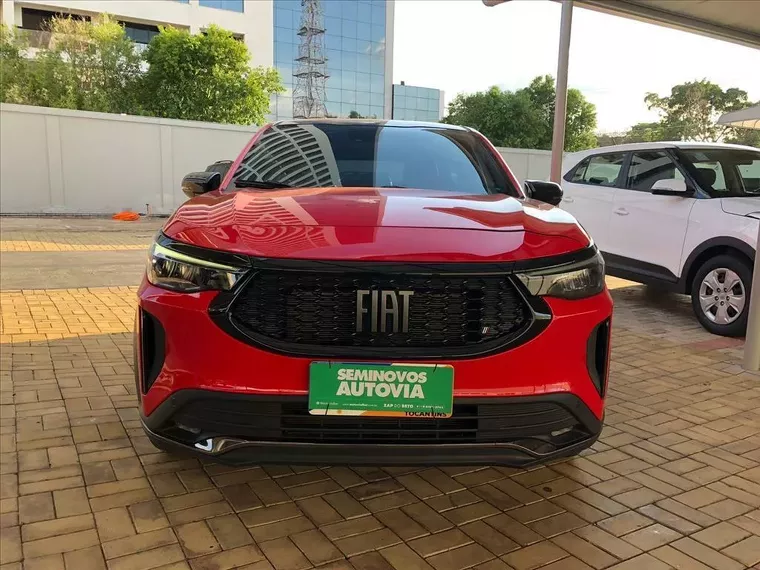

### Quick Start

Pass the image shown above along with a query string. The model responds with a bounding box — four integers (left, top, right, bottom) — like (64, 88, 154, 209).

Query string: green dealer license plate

(309, 362, 454, 417)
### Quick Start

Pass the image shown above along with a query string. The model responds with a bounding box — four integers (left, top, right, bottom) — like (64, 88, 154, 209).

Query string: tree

(1, 16, 142, 113)
(726, 129, 760, 147)
(596, 122, 667, 147)
(443, 75, 597, 151)
(41, 15, 142, 113)
(141, 25, 283, 125)
(0, 25, 29, 104)
(645, 80, 754, 142)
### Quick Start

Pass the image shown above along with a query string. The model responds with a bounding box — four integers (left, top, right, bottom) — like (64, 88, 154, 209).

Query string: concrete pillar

(384, 0, 396, 120)
(44, 115, 65, 211)
(2, 0, 17, 27)
(550, 0, 573, 183)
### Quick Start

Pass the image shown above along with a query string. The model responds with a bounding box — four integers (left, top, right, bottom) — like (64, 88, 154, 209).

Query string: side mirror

(182, 171, 221, 199)
(651, 179, 692, 196)
(524, 180, 563, 206)
(205, 160, 233, 180)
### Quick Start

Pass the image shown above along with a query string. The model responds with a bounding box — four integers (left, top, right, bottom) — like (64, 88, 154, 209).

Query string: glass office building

(392, 83, 444, 122)
(272, 0, 390, 121)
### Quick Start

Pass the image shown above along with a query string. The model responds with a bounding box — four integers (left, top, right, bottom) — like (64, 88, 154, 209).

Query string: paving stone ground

(1, 217, 759, 570)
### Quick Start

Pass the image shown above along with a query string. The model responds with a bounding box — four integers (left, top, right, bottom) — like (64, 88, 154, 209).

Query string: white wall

(5, 0, 274, 67)
(0, 104, 257, 215)
(0, 104, 559, 215)
(496, 147, 556, 184)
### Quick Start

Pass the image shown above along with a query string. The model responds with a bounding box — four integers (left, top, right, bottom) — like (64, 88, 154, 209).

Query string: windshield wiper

(235, 180, 294, 189)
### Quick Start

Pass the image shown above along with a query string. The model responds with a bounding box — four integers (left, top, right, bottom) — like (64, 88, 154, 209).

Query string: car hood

(721, 197, 760, 218)
(163, 187, 590, 262)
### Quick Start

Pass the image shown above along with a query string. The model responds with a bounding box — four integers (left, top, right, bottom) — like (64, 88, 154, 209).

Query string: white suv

(561, 142, 759, 337)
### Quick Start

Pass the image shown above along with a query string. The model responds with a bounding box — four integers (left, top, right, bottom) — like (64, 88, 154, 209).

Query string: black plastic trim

(601, 251, 679, 287)
(679, 237, 756, 293)
(156, 232, 251, 269)
(206, 248, 600, 360)
(139, 309, 166, 394)
(210, 273, 551, 360)
(241, 245, 600, 276)
(586, 318, 610, 397)
(602, 240, 756, 295)
(141, 390, 603, 467)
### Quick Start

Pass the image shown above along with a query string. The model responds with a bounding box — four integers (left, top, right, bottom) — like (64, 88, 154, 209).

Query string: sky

(392, 0, 760, 133)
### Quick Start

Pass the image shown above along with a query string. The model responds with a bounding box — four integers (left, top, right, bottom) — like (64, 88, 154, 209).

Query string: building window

(199, 0, 244, 13)
(392, 84, 442, 122)
(271, 0, 388, 121)
(201, 29, 244, 42)
(20, 7, 89, 31)
(120, 21, 160, 45)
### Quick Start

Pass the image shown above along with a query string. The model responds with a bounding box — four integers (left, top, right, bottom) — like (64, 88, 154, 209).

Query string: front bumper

(141, 390, 602, 467)
(136, 270, 612, 467)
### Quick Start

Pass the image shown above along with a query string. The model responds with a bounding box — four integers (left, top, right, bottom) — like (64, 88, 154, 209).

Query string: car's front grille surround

(210, 259, 551, 359)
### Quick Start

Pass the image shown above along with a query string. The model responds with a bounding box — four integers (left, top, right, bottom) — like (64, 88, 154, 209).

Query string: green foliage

(596, 122, 666, 146)
(1, 20, 283, 125)
(443, 75, 597, 151)
(0, 25, 28, 103)
(645, 80, 754, 143)
(48, 15, 143, 113)
(1, 17, 141, 112)
(597, 81, 759, 148)
(725, 128, 760, 147)
(141, 25, 283, 125)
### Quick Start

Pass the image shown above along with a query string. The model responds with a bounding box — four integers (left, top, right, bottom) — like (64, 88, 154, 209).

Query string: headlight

(517, 251, 605, 300)
(147, 240, 246, 292)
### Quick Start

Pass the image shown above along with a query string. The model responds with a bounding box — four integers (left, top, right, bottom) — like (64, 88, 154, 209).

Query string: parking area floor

(1, 217, 759, 570)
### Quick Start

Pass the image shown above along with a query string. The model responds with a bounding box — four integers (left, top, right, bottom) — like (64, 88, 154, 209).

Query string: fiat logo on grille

(356, 290, 413, 333)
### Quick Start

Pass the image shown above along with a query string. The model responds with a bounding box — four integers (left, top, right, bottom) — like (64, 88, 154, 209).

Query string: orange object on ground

(112, 211, 140, 221)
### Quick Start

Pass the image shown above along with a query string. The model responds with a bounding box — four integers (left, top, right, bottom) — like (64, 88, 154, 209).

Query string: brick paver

(1, 223, 760, 569)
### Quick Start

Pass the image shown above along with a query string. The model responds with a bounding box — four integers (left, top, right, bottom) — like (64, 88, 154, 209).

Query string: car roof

(272, 118, 469, 131)
(565, 140, 759, 162)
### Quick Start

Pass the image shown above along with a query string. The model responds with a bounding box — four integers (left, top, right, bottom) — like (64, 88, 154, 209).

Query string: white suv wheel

(698, 268, 746, 325)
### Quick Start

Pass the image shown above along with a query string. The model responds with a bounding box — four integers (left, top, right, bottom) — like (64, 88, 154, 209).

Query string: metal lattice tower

(292, 0, 329, 119)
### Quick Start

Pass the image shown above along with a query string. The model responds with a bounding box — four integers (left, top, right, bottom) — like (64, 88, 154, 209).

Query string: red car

(136, 120, 612, 466)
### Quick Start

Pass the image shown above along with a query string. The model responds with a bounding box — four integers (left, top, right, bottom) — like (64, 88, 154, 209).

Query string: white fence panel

(0, 104, 561, 215)
(0, 104, 257, 215)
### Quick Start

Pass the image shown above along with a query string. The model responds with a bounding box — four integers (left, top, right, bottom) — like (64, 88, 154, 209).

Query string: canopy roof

(718, 104, 760, 130)
(575, 0, 760, 49)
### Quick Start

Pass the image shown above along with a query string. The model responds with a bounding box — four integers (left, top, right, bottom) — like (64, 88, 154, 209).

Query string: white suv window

(626, 151, 685, 191)
(692, 161, 727, 192)
(679, 148, 760, 197)
(738, 158, 760, 193)
(571, 153, 626, 187)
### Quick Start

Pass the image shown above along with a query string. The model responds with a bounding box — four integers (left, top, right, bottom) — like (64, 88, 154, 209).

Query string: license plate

(309, 362, 454, 417)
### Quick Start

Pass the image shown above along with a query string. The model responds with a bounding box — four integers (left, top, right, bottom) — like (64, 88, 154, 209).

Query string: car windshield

(678, 148, 760, 198)
(226, 122, 517, 196)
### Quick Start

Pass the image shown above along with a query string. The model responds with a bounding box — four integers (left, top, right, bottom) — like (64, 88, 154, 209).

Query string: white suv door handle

(563, 196, 575, 203)
(613, 207, 629, 216)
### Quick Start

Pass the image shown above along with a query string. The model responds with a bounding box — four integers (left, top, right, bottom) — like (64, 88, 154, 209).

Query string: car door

(604, 149, 696, 281)
(561, 152, 626, 250)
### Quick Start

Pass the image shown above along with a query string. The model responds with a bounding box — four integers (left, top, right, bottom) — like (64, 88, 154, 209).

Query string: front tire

(690, 254, 752, 337)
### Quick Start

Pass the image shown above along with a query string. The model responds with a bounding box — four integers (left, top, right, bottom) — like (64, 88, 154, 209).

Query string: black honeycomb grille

(227, 270, 531, 352)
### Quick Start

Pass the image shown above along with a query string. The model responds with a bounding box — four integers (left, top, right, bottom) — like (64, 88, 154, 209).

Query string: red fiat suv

(136, 120, 612, 466)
